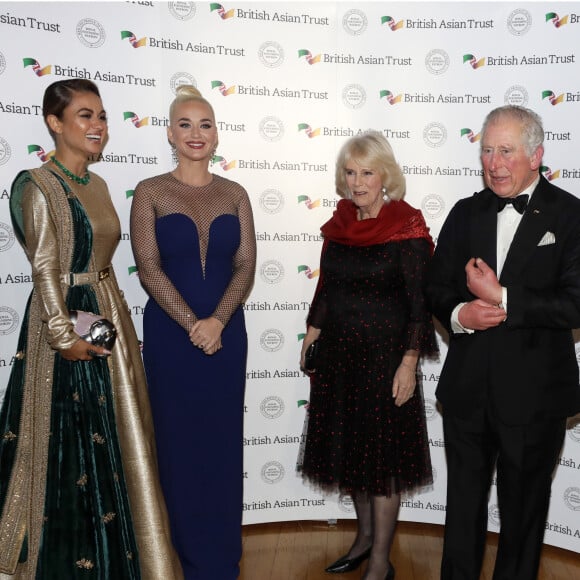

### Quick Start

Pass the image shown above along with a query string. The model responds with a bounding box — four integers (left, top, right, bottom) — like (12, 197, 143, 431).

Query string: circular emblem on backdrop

(0, 51, 6, 75)
(342, 9, 367, 35)
(423, 397, 439, 421)
(421, 194, 446, 220)
(259, 189, 284, 214)
(338, 493, 354, 513)
(258, 41, 285, 68)
(170, 72, 196, 94)
(563, 487, 580, 511)
(507, 9, 532, 36)
(488, 504, 501, 527)
(0, 137, 12, 166)
(261, 461, 285, 484)
(567, 420, 580, 443)
(259, 116, 284, 142)
(260, 396, 285, 419)
(0, 306, 19, 336)
(259, 260, 285, 284)
(342, 84, 366, 109)
(504, 85, 529, 106)
(423, 122, 447, 148)
(76, 18, 106, 48)
(168, 1, 196, 20)
(260, 328, 284, 352)
(425, 49, 450, 75)
(0, 223, 16, 252)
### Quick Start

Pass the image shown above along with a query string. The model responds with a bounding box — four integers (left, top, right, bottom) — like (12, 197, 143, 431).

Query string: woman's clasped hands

(189, 317, 224, 355)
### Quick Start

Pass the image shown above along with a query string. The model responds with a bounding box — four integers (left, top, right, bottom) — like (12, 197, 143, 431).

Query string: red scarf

(321, 198, 434, 253)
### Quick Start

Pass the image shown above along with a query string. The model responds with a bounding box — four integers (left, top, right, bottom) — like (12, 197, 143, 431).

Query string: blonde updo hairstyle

(335, 130, 406, 201)
(169, 84, 216, 122)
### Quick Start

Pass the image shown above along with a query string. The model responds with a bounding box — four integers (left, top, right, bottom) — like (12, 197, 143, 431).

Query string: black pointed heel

(325, 546, 372, 573)
(386, 561, 395, 580)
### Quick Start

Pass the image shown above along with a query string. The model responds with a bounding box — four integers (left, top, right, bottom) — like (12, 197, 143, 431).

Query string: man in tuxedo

(427, 105, 580, 579)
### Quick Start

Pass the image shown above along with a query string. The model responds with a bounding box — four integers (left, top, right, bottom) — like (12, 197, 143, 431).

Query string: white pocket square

(538, 231, 556, 246)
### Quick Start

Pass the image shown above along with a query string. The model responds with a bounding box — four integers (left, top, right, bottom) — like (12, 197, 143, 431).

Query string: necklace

(50, 156, 90, 185)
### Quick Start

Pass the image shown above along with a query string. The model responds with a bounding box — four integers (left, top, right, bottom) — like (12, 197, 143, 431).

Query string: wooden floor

(240, 520, 580, 579)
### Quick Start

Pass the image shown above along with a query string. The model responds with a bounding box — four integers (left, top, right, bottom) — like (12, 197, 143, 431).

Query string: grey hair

(335, 130, 405, 201)
(481, 105, 544, 156)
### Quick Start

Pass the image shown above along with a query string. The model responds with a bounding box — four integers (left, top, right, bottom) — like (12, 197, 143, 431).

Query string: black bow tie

(496, 194, 529, 214)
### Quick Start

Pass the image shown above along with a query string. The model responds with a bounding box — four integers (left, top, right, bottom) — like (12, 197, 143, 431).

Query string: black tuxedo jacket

(427, 176, 580, 425)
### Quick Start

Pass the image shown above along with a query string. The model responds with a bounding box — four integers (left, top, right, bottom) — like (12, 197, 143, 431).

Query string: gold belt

(61, 266, 111, 286)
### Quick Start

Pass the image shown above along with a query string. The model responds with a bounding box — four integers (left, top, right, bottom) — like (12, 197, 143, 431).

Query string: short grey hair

(481, 105, 544, 156)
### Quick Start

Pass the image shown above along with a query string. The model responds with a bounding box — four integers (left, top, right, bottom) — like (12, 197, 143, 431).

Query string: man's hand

(466, 257, 503, 305)
(458, 299, 506, 331)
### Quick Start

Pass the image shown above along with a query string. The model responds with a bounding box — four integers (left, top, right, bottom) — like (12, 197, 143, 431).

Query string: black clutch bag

(304, 339, 320, 373)
(70, 310, 117, 356)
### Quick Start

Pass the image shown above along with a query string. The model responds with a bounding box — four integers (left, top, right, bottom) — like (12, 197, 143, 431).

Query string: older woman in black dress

(299, 131, 437, 580)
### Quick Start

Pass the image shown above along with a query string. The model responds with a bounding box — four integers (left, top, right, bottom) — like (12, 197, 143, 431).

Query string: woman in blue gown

(130, 85, 256, 580)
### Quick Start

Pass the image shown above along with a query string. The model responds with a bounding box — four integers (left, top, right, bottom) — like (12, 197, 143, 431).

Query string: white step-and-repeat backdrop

(1, 0, 579, 553)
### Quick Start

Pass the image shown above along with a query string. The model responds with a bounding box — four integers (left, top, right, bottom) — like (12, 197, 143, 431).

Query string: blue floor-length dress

(130, 173, 256, 580)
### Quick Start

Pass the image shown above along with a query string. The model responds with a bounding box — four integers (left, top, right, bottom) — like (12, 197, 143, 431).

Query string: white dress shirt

(451, 176, 540, 334)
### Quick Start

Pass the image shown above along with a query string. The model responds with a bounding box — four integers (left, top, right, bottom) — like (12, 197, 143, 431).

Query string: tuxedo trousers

(440, 403, 566, 580)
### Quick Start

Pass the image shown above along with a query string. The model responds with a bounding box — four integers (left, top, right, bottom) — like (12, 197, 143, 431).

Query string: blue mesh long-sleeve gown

(130, 173, 256, 580)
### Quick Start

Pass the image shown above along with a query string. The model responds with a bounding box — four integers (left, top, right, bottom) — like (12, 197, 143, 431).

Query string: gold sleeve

(20, 181, 78, 350)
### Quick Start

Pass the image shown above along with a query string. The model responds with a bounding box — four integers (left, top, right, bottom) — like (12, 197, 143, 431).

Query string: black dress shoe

(325, 547, 372, 573)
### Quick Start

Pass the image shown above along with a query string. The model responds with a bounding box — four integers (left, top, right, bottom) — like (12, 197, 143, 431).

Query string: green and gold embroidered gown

(0, 166, 182, 579)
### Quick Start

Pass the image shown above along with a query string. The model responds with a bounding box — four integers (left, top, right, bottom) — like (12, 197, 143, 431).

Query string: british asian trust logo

(379, 90, 402, 105)
(297, 195, 320, 209)
(381, 15, 404, 31)
(28, 144, 54, 162)
(540, 165, 560, 181)
(211, 80, 235, 96)
(463, 53, 485, 69)
(298, 124, 320, 138)
(542, 90, 565, 105)
(23, 58, 51, 76)
(123, 112, 149, 128)
(460, 128, 481, 143)
(210, 3, 235, 20)
(298, 49, 321, 65)
(121, 30, 146, 48)
(545, 12, 569, 28)
(212, 156, 236, 171)
(297, 265, 319, 279)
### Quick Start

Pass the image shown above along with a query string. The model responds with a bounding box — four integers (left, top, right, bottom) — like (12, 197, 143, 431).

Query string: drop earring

(382, 186, 388, 200)
(169, 141, 178, 165)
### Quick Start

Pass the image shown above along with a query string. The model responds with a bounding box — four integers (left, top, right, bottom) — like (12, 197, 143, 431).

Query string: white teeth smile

(87, 134, 101, 141)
